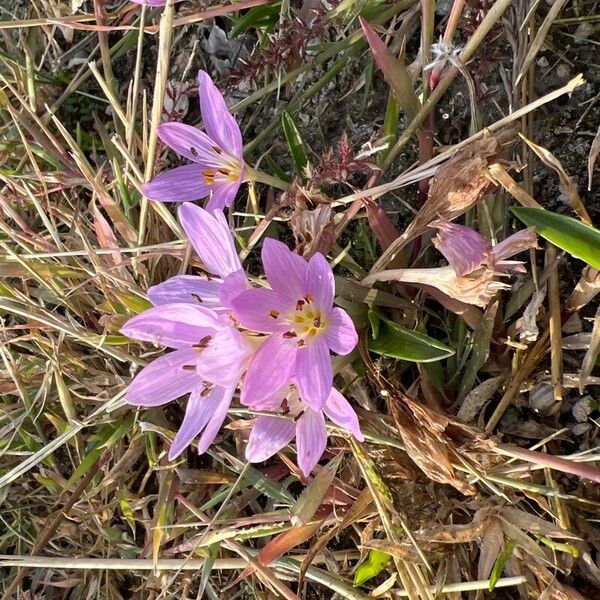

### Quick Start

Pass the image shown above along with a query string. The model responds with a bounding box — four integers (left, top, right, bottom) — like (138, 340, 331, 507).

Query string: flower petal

(241, 334, 296, 406)
(168, 388, 222, 460)
(323, 389, 363, 441)
(157, 122, 224, 165)
(231, 289, 291, 333)
(143, 164, 210, 202)
(205, 179, 243, 211)
(218, 270, 249, 309)
(196, 326, 250, 387)
(178, 203, 242, 277)
(296, 408, 327, 477)
(491, 228, 537, 261)
(121, 303, 220, 348)
(245, 415, 296, 463)
(198, 70, 243, 157)
(196, 387, 235, 454)
(296, 338, 332, 410)
(125, 348, 203, 406)
(262, 238, 308, 301)
(431, 219, 490, 276)
(305, 252, 334, 310)
(148, 275, 224, 310)
(325, 307, 358, 355)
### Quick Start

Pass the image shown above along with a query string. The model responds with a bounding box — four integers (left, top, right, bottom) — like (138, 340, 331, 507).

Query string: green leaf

(368, 310, 455, 362)
(229, 2, 281, 37)
(489, 539, 515, 591)
(354, 548, 392, 586)
(512, 207, 600, 269)
(281, 110, 310, 178)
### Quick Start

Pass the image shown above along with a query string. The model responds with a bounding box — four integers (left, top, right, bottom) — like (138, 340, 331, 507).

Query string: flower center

(281, 295, 327, 345)
(201, 146, 242, 186)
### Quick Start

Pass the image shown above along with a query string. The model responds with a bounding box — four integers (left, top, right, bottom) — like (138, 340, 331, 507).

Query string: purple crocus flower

(121, 303, 251, 459)
(364, 220, 537, 308)
(231, 240, 358, 410)
(245, 382, 364, 477)
(148, 203, 248, 312)
(143, 71, 245, 211)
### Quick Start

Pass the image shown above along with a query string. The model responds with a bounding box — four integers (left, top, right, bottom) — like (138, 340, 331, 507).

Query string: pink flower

(143, 71, 245, 210)
(245, 383, 364, 477)
(148, 203, 248, 312)
(364, 220, 537, 308)
(121, 303, 251, 459)
(231, 240, 358, 410)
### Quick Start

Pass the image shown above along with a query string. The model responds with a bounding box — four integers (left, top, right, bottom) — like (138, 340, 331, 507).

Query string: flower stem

(245, 167, 290, 191)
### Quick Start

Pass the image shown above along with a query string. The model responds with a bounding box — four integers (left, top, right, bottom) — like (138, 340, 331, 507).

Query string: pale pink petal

(157, 122, 223, 165)
(205, 179, 243, 211)
(168, 388, 221, 460)
(296, 408, 327, 477)
(142, 165, 210, 202)
(491, 228, 537, 261)
(218, 270, 249, 309)
(121, 303, 220, 348)
(178, 203, 242, 277)
(325, 307, 357, 355)
(245, 416, 296, 462)
(241, 334, 296, 407)
(125, 348, 203, 406)
(296, 338, 332, 410)
(198, 70, 243, 158)
(148, 275, 224, 310)
(196, 387, 235, 454)
(196, 327, 250, 387)
(305, 253, 334, 310)
(323, 389, 364, 441)
(262, 238, 308, 301)
(231, 289, 292, 333)
(431, 220, 490, 276)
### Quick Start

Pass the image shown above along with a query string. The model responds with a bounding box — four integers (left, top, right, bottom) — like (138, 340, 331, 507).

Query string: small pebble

(529, 384, 555, 415)
(572, 396, 594, 422)
(572, 423, 591, 436)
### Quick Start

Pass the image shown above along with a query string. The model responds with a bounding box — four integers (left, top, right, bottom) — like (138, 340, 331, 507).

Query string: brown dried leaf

(478, 520, 505, 580)
(500, 507, 580, 540)
(362, 539, 422, 563)
(458, 375, 505, 422)
(415, 519, 488, 544)
(394, 396, 475, 495)
(370, 132, 502, 273)
(579, 305, 600, 393)
(565, 267, 600, 313)
(587, 124, 600, 191)
(521, 134, 591, 224)
(290, 204, 335, 258)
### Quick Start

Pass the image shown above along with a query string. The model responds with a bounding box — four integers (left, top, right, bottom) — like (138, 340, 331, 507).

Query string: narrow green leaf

(368, 312, 455, 362)
(354, 548, 392, 586)
(512, 207, 600, 269)
(489, 539, 515, 591)
(281, 110, 310, 177)
(229, 2, 281, 37)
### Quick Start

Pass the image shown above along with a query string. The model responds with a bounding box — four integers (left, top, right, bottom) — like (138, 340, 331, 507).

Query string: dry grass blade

(579, 305, 600, 393)
(521, 134, 592, 223)
(588, 124, 600, 191)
